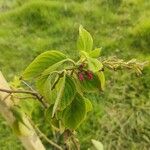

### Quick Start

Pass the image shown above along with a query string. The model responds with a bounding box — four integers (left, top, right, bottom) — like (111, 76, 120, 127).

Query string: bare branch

(0, 88, 47, 108)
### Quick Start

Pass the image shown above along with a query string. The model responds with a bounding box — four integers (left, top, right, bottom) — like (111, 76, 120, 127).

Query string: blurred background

(0, 0, 150, 149)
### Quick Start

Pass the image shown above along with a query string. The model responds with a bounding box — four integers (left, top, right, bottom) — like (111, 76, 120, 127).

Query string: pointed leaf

(62, 93, 86, 130)
(23, 51, 67, 80)
(89, 48, 102, 58)
(42, 58, 71, 76)
(87, 57, 103, 73)
(77, 25, 93, 52)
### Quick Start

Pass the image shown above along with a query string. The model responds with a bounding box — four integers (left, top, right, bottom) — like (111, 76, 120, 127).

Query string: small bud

(78, 72, 84, 81)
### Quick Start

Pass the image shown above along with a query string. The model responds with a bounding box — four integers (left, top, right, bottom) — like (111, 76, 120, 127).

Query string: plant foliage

(22, 26, 106, 132)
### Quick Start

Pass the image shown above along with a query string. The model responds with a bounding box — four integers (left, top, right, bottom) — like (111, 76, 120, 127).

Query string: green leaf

(91, 139, 104, 150)
(36, 75, 48, 94)
(62, 93, 86, 130)
(97, 71, 105, 91)
(36, 73, 59, 104)
(52, 73, 66, 117)
(42, 58, 72, 76)
(85, 98, 93, 112)
(23, 50, 67, 80)
(60, 75, 76, 110)
(89, 48, 102, 58)
(36, 75, 50, 100)
(77, 25, 93, 52)
(87, 57, 103, 73)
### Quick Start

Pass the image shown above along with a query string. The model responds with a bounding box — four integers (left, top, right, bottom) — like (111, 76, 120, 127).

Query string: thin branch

(28, 118, 63, 150)
(13, 96, 36, 100)
(0, 88, 47, 108)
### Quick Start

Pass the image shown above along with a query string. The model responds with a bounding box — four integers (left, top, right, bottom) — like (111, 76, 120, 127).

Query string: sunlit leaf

(42, 58, 71, 76)
(23, 50, 67, 80)
(89, 48, 102, 58)
(77, 25, 93, 52)
(87, 57, 103, 73)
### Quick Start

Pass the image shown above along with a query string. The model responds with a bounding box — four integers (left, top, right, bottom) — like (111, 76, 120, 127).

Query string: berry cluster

(77, 64, 93, 81)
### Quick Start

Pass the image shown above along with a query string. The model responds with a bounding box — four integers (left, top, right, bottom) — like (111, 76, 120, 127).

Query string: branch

(0, 88, 47, 108)
(28, 118, 63, 150)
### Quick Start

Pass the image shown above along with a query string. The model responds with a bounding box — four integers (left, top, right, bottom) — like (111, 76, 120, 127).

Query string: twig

(13, 96, 36, 100)
(28, 118, 63, 150)
(0, 88, 47, 108)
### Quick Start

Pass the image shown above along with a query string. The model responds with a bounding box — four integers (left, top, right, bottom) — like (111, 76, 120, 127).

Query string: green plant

(0, 26, 147, 150)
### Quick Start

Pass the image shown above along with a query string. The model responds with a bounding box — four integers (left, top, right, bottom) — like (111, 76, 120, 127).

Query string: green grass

(0, 0, 150, 149)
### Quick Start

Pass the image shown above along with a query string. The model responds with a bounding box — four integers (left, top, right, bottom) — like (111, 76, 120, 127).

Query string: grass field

(0, 0, 150, 149)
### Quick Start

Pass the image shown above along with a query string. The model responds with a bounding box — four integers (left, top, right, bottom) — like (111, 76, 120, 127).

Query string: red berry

(78, 72, 84, 81)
